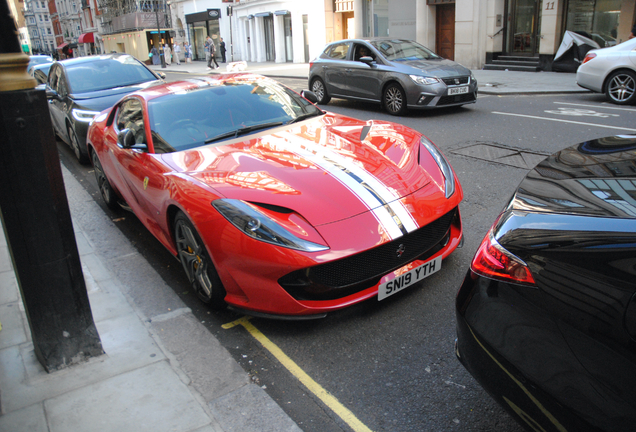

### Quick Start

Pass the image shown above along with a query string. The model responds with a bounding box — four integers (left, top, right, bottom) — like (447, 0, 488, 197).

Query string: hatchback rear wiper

(205, 121, 284, 144)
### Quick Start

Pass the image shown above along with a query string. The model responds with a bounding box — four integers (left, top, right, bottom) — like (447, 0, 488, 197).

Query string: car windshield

(66, 56, 157, 93)
(148, 77, 323, 153)
(369, 40, 440, 61)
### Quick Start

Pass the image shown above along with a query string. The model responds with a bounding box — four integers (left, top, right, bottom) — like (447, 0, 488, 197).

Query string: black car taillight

(471, 228, 535, 285)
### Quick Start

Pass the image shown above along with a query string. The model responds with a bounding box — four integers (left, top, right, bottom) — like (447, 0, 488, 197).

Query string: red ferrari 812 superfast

(87, 74, 463, 318)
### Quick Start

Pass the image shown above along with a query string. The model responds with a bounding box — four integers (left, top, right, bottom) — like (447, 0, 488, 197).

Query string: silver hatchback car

(309, 38, 477, 115)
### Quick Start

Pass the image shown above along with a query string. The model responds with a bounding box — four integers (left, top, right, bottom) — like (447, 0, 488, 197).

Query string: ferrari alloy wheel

(68, 125, 89, 164)
(606, 70, 636, 105)
(311, 78, 331, 104)
(91, 151, 120, 210)
(174, 212, 226, 308)
(383, 83, 407, 116)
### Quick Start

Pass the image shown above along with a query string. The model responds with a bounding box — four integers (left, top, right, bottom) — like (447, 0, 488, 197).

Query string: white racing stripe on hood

(275, 133, 419, 240)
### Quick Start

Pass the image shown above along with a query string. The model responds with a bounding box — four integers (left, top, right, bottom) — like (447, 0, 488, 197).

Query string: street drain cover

(451, 143, 548, 169)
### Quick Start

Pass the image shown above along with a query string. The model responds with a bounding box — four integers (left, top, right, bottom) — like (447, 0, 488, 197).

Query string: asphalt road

(58, 73, 636, 431)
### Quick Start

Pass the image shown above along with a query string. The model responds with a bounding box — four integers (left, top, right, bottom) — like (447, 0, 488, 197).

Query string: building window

(335, 0, 354, 12)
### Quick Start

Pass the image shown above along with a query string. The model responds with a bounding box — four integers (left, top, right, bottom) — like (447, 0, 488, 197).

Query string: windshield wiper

(204, 121, 284, 144)
(286, 111, 323, 124)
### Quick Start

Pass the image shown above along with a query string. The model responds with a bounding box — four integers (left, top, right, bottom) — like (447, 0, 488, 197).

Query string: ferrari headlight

(421, 137, 455, 198)
(410, 75, 441, 85)
(212, 199, 329, 252)
(72, 108, 101, 122)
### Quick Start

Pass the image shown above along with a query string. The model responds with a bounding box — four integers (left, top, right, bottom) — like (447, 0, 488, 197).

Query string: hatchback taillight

(582, 52, 597, 64)
(471, 229, 535, 285)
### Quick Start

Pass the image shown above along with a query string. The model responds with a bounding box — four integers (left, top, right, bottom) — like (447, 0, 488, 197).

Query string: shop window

(565, 0, 622, 47)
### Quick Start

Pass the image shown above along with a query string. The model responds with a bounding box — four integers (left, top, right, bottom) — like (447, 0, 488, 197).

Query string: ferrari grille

(279, 208, 457, 301)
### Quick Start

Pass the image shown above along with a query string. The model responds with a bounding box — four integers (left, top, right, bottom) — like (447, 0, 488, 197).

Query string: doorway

(507, 0, 541, 56)
(435, 4, 455, 60)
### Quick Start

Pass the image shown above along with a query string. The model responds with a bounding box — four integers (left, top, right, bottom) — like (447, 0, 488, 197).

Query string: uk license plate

(448, 86, 469, 95)
(378, 256, 442, 301)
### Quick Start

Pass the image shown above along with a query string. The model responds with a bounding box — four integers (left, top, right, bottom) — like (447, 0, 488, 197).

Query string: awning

(56, 42, 69, 50)
(255, 12, 271, 17)
(274, 10, 290, 15)
(78, 32, 94, 44)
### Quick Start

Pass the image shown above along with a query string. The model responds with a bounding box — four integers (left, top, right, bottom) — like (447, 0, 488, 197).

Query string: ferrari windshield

(369, 39, 440, 61)
(66, 56, 158, 94)
(148, 77, 323, 152)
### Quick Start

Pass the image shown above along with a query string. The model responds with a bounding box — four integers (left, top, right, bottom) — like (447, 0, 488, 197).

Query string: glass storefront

(186, 10, 221, 61)
(565, 0, 622, 47)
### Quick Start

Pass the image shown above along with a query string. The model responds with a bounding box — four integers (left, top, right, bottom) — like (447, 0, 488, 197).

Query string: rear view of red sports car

(87, 74, 463, 318)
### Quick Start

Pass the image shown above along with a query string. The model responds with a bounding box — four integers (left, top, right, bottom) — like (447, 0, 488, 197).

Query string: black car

(45, 53, 164, 163)
(456, 135, 636, 432)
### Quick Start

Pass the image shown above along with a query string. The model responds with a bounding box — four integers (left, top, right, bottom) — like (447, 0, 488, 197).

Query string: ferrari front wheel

(92, 151, 120, 210)
(174, 212, 226, 309)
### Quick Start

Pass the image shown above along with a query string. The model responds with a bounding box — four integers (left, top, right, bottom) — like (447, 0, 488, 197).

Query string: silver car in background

(576, 37, 636, 105)
(308, 38, 477, 115)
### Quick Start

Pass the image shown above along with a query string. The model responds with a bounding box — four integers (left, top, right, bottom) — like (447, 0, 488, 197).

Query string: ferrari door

(109, 98, 169, 234)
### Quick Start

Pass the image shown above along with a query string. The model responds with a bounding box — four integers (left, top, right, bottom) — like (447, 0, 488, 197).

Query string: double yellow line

(223, 316, 372, 432)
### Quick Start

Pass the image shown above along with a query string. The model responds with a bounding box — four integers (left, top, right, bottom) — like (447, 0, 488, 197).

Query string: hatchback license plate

(448, 86, 469, 95)
(378, 256, 442, 301)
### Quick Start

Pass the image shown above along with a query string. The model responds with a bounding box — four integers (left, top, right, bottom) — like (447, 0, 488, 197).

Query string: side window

(116, 99, 146, 145)
(354, 44, 375, 61)
(326, 42, 351, 60)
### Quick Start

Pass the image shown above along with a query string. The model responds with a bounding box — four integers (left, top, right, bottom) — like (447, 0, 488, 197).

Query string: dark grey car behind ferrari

(45, 53, 163, 163)
(309, 38, 477, 115)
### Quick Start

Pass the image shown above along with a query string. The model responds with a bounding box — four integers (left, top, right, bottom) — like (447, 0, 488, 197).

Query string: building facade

(24, 0, 57, 54)
(55, 0, 82, 56)
(14, 0, 634, 71)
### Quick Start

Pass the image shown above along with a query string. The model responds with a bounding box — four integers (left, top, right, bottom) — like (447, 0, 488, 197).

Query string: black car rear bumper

(455, 270, 634, 432)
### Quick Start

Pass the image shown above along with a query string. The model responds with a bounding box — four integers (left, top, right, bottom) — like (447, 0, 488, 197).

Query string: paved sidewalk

(149, 60, 588, 95)
(0, 166, 301, 432)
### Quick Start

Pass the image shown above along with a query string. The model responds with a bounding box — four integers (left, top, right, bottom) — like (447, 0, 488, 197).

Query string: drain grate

(451, 143, 549, 169)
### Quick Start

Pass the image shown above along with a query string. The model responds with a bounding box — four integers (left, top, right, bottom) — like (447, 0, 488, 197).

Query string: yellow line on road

(223, 316, 373, 432)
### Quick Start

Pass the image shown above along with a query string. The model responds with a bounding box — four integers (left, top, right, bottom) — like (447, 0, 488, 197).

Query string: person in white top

(173, 43, 181, 65)
(164, 44, 172, 66)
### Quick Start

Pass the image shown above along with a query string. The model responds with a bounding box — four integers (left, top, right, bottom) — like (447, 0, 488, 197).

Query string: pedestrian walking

(205, 36, 213, 70)
(206, 36, 219, 70)
(220, 38, 226, 63)
(164, 44, 172, 65)
(173, 42, 181, 65)
(150, 46, 160, 65)
(184, 42, 191, 63)
(630, 21, 636, 39)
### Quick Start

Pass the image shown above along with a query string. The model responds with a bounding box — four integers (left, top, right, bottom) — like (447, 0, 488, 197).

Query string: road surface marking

(543, 107, 619, 118)
(492, 112, 636, 132)
(554, 101, 636, 112)
(223, 316, 373, 432)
